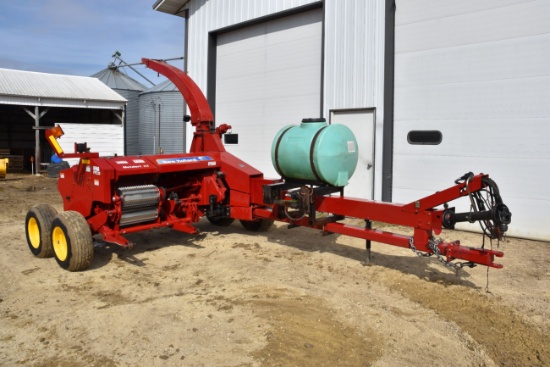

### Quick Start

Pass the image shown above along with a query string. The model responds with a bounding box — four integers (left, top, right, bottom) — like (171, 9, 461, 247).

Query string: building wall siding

(57, 123, 124, 166)
(324, 0, 386, 199)
(393, 0, 550, 240)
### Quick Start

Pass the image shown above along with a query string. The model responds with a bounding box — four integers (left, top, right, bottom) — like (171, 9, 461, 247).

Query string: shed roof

(0, 68, 127, 110)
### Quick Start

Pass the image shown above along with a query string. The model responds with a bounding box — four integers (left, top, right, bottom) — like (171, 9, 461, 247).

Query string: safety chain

(408, 237, 433, 258)
(409, 237, 476, 271)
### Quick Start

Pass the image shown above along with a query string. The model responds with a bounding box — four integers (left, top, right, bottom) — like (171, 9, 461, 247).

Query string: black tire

(25, 204, 58, 258)
(51, 211, 94, 271)
(240, 219, 274, 232)
(206, 216, 235, 227)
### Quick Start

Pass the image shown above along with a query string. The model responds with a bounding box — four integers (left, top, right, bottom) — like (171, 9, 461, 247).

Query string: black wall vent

(407, 130, 442, 145)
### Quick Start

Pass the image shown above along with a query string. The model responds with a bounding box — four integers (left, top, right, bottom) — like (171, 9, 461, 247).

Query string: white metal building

(153, 0, 550, 241)
(0, 68, 127, 172)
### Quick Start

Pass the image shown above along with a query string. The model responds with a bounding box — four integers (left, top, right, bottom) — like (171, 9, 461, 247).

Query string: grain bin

(91, 65, 146, 155)
(139, 80, 185, 155)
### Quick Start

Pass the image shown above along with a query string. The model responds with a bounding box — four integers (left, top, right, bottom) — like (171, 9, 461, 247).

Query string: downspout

(382, 0, 396, 202)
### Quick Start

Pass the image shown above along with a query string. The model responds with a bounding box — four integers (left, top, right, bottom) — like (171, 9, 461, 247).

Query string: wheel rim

(28, 217, 40, 249)
(52, 226, 68, 261)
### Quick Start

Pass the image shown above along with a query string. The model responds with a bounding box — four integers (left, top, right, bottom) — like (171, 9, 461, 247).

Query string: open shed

(0, 68, 127, 173)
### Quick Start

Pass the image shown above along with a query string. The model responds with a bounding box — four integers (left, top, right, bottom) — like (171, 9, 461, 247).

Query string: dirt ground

(0, 173, 549, 367)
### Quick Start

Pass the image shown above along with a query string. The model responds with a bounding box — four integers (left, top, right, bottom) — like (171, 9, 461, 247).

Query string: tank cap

(301, 118, 326, 123)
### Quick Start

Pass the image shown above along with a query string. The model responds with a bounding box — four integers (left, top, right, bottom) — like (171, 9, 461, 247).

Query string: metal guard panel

(219, 151, 263, 194)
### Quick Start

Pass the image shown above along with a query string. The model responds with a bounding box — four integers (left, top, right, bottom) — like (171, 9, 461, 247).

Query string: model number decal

(120, 164, 150, 169)
(157, 156, 214, 164)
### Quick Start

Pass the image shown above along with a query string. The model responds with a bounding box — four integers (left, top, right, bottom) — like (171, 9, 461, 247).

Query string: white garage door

(393, 1, 550, 240)
(215, 9, 323, 179)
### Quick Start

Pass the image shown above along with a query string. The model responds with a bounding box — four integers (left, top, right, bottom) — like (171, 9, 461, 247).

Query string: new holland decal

(156, 156, 214, 165)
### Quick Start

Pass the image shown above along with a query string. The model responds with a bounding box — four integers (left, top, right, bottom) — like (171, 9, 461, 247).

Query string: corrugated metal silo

(91, 65, 146, 155)
(139, 79, 185, 155)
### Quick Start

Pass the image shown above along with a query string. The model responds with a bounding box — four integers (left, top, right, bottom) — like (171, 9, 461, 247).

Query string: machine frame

(25, 59, 511, 272)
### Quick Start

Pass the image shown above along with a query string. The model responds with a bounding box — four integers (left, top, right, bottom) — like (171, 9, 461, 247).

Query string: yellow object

(0, 158, 8, 179)
(27, 217, 41, 249)
(48, 135, 64, 155)
(52, 226, 69, 261)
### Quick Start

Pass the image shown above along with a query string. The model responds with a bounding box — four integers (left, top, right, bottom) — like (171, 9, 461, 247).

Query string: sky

(0, 0, 185, 86)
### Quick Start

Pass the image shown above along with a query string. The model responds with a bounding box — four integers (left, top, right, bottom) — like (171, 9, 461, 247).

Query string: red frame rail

(254, 173, 505, 268)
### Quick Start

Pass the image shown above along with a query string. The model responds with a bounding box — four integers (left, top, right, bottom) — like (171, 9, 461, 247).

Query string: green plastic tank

(271, 118, 358, 186)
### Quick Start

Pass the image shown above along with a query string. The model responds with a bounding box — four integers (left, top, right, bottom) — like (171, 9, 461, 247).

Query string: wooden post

(34, 106, 40, 175)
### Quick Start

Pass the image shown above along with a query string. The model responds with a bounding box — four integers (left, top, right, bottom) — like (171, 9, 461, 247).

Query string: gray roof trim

(0, 68, 127, 110)
(0, 95, 125, 110)
(152, 0, 189, 17)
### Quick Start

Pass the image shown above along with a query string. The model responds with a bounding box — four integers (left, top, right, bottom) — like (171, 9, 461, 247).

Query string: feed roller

(117, 185, 161, 227)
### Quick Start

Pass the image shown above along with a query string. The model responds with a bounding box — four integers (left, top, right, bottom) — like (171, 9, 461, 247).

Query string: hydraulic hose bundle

(442, 172, 512, 240)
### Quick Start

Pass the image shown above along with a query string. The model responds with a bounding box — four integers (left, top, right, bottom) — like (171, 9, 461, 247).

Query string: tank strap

(273, 126, 294, 178)
(309, 125, 328, 183)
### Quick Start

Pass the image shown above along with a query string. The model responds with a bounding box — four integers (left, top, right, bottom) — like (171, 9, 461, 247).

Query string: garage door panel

(217, 38, 321, 82)
(218, 94, 321, 127)
(265, 38, 322, 71)
(262, 94, 321, 121)
(216, 75, 266, 103)
(217, 27, 265, 52)
(216, 101, 264, 125)
(264, 67, 321, 97)
(264, 9, 322, 41)
(216, 49, 266, 77)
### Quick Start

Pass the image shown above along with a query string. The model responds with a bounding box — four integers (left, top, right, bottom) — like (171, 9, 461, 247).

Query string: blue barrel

(271, 118, 358, 186)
